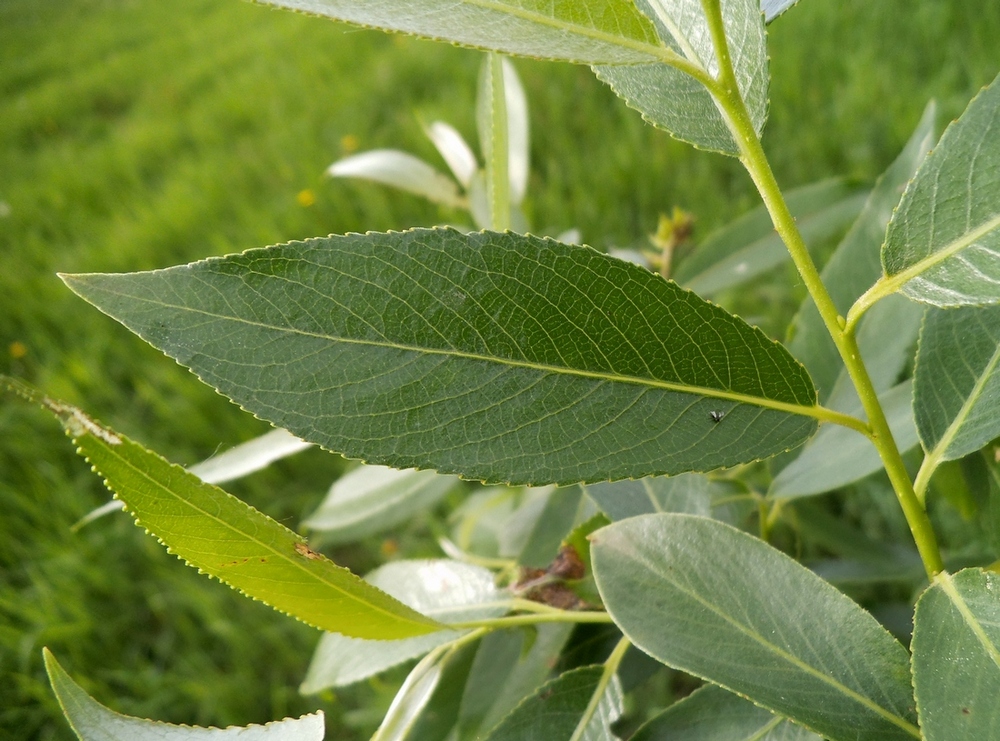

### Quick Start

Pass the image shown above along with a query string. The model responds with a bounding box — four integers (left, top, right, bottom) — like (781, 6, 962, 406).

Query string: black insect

(709, 410, 725, 424)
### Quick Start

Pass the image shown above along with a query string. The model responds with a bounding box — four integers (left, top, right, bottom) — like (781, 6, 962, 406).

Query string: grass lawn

(2, 0, 999, 737)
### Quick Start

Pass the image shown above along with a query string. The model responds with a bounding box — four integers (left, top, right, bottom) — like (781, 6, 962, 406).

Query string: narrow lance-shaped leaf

(914, 305, 1000, 465)
(912, 568, 1000, 740)
(327, 149, 465, 209)
(591, 514, 920, 741)
(44, 649, 325, 741)
(61, 229, 819, 485)
(882, 72, 1000, 306)
(631, 683, 821, 741)
(4, 378, 440, 640)
(301, 560, 507, 693)
(593, 0, 769, 155)
(257, 0, 663, 65)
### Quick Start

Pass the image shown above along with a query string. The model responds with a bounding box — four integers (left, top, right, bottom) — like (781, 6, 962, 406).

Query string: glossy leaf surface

(62, 229, 818, 485)
(482, 666, 622, 741)
(591, 514, 919, 741)
(303, 464, 459, 543)
(788, 104, 935, 399)
(912, 568, 1000, 740)
(44, 649, 324, 741)
(883, 73, 1000, 306)
(188, 427, 311, 485)
(914, 305, 1000, 463)
(11, 380, 440, 640)
(301, 560, 505, 692)
(594, 0, 768, 155)
(632, 684, 820, 741)
(258, 0, 662, 65)
(675, 179, 866, 297)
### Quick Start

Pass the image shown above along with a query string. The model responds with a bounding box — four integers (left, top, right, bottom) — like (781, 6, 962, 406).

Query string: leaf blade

(591, 514, 920, 741)
(883, 72, 1000, 306)
(61, 229, 819, 485)
(912, 568, 1000, 740)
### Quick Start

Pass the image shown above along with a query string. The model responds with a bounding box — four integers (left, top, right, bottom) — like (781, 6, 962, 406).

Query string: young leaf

(631, 684, 821, 741)
(6, 379, 441, 640)
(593, 0, 768, 155)
(327, 149, 465, 208)
(373, 644, 449, 741)
(301, 559, 505, 693)
(302, 464, 460, 543)
(61, 229, 819, 486)
(257, 0, 663, 65)
(188, 427, 311, 485)
(591, 514, 920, 741)
(44, 649, 324, 741)
(481, 666, 622, 741)
(912, 568, 1000, 740)
(788, 103, 936, 399)
(674, 178, 867, 297)
(882, 72, 1000, 306)
(770, 380, 919, 499)
(914, 305, 1000, 465)
(584, 473, 715, 521)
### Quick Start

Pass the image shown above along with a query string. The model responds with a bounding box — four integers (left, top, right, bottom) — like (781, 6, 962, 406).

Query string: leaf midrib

(613, 543, 920, 738)
(87, 432, 438, 632)
(92, 286, 823, 420)
(937, 572, 1000, 672)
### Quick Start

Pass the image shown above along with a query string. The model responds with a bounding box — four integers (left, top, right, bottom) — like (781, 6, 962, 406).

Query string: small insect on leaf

(709, 411, 725, 423)
(294, 542, 324, 561)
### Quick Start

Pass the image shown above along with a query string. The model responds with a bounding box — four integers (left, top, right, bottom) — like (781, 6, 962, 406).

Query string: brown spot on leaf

(294, 542, 323, 560)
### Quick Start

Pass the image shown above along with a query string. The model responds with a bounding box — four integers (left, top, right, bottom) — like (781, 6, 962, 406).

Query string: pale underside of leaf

(591, 515, 920, 741)
(61, 229, 819, 486)
(257, 0, 665, 65)
(44, 648, 325, 741)
(882, 72, 1000, 306)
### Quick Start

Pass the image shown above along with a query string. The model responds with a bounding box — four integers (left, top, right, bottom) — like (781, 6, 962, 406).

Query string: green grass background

(2, 0, 999, 737)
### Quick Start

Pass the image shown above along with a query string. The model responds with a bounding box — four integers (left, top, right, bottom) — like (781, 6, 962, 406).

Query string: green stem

(568, 636, 631, 741)
(700, 1, 943, 579)
(451, 610, 614, 631)
(481, 52, 511, 231)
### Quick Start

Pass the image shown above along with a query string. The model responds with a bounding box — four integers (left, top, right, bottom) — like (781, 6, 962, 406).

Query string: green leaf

(593, 0, 768, 155)
(512, 485, 585, 568)
(882, 72, 1000, 306)
(481, 666, 622, 741)
(912, 568, 1000, 740)
(761, 0, 805, 23)
(43, 649, 324, 741)
(258, 0, 662, 65)
(770, 380, 919, 499)
(675, 179, 867, 297)
(373, 645, 450, 741)
(631, 684, 820, 741)
(458, 624, 573, 740)
(61, 229, 819, 485)
(584, 474, 715, 521)
(302, 464, 460, 544)
(914, 305, 1000, 465)
(188, 427, 311, 485)
(591, 514, 920, 741)
(6, 379, 440, 640)
(788, 103, 936, 399)
(301, 559, 506, 693)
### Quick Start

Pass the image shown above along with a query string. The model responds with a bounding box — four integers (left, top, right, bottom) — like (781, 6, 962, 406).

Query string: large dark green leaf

(788, 103, 936, 399)
(912, 568, 1000, 740)
(631, 684, 820, 741)
(62, 230, 818, 485)
(591, 514, 920, 741)
(258, 0, 662, 65)
(594, 0, 768, 155)
(882, 73, 1000, 306)
(44, 649, 325, 741)
(6, 379, 440, 640)
(914, 305, 1000, 465)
